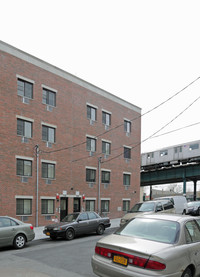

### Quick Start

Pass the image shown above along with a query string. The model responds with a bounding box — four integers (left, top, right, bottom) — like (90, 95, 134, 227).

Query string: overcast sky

(1, 0, 200, 154)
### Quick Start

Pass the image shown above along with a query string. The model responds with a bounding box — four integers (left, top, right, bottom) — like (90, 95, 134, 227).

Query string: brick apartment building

(0, 40, 141, 226)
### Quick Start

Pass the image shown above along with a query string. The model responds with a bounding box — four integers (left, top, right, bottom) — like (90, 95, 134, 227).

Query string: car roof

(133, 213, 196, 222)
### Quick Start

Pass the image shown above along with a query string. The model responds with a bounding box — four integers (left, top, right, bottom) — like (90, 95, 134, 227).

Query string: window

(17, 119, 32, 138)
(86, 200, 95, 212)
(41, 199, 54, 214)
(86, 168, 96, 183)
(123, 173, 131, 186)
(42, 88, 56, 107)
(147, 152, 154, 159)
(123, 200, 130, 212)
(42, 163, 55, 179)
(101, 171, 110, 184)
(185, 220, 200, 243)
(160, 150, 168, 156)
(16, 199, 32, 215)
(102, 111, 111, 126)
(88, 212, 98, 219)
(78, 213, 88, 221)
(101, 200, 110, 213)
(174, 146, 182, 154)
(17, 159, 32, 176)
(87, 105, 97, 121)
(42, 125, 55, 143)
(17, 79, 33, 99)
(0, 217, 18, 228)
(124, 120, 131, 133)
(86, 137, 96, 152)
(189, 144, 199, 151)
(102, 141, 111, 155)
(124, 147, 131, 159)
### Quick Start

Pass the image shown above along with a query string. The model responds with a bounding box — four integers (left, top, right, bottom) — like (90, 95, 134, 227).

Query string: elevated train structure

(141, 140, 200, 199)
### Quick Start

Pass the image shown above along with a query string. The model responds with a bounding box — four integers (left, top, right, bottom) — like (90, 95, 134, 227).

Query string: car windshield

(115, 218, 180, 244)
(61, 213, 79, 222)
(130, 202, 155, 212)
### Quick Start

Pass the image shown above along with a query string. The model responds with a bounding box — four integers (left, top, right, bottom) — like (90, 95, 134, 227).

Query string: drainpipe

(35, 145, 39, 227)
(98, 157, 102, 214)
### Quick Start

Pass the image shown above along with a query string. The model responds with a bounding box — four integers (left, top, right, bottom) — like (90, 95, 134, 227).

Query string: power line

(102, 94, 200, 163)
(40, 76, 200, 155)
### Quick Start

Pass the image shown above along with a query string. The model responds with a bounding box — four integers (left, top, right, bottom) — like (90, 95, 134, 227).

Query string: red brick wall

(0, 46, 141, 226)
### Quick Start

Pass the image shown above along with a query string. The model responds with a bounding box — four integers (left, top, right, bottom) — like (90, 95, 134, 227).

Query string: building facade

(0, 41, 141, 226)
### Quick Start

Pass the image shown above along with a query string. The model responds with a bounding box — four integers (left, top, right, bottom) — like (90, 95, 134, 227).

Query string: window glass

(101, 200, 109, 212)
(78, 213, 88, 221)
(87, 105, 96, 121)
(123, 200, 130, 211)
(124, 120, 131, 133)
(17, 159, 32, 176)
(41, 199, 54, 214)
(42, 163, 55, 179)
(102, 141, 111, 155)
(86, 137, 96, 152)
(24, 160, 32, 176)
(16, 199, 32, 215)
(101, 171, 110, 183)
(124, 147, 131, 159)
(185, 220, 200, 243)
(123, 174, 130, 186)
(88, 212, 97, 219)
(86, 200, 95, 211)
(42, 89, 56, 107)
(17, 119, 32, 138)
(189, 144, 199, 150)
(102, 112, 111, 126)
(17, 79, 33, 99)
(86, 169, 96, 182)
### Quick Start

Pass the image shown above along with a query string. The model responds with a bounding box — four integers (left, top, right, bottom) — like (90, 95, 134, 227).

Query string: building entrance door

(73, 198, 80, 212)
(60, 197, 68, 221)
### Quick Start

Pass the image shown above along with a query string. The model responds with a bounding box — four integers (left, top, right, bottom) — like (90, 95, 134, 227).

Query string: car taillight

(30, 225, 34, 230)
(95, 246, 166, 270)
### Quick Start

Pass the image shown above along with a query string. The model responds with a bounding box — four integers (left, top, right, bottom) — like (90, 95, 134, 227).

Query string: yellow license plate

(46, 232, 50, 236)
(113, 255, 128, 266)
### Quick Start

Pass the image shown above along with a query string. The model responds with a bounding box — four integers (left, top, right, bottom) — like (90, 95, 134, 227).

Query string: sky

(1, 0, 200, 155)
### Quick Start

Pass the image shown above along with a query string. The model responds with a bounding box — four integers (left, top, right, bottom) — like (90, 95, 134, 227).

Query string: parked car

(43, 211, 111, 240)
(187, 201, 200, 216)
(154, 195, 188, 214)
(120, 199, 175, 226)
(92, 214, 200, 277)
(0, 216, 35, 249)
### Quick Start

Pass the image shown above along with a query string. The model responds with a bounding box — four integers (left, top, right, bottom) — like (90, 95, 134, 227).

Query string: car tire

(66, 228, 75, 240)
(13, 234, 26, 249)
(181, 267, 193, 277)
(182, 210, 186, 215)
(96, 224, 104, 235)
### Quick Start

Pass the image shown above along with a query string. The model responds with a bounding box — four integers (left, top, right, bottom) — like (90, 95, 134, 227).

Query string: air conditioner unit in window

(21, 137, 29, 143)
(21, 177, 28, 183)
(21, 216, 28, 222)
(105, 125, 109, 130)
(45, 215, 51, 220)
(46, 179, 52, 185)
(88, 183, 94, 188)
(90, 119, 94, 125)
(126, 132, 130, 137)
(125, 185, 130, 190)
(89, 151, 94, 156)
(46, 105, 53, 112)
(104, 154, 109, 159)
(46, 141, 52, 148)
(104, 183, 109, 189)
(22, 97, 29, 104)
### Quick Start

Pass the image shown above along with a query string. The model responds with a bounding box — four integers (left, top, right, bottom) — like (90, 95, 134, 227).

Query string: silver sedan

(0, 216, 35, 249)
(92, 214, 200, 277)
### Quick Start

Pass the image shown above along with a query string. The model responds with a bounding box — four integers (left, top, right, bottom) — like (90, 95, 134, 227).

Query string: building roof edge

(0, 40, 141, 113)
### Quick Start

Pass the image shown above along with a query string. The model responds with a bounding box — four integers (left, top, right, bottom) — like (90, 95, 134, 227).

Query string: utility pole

(35, 145, 39, 227)
(98, 157, 102, 214)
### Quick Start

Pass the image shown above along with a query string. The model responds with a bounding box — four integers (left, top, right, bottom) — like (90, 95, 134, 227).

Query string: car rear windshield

(130, 202, 155, 212)
(115, 218, 180, 244)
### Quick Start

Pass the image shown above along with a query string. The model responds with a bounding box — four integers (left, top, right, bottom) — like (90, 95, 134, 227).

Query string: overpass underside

(141, 163, 200, 197)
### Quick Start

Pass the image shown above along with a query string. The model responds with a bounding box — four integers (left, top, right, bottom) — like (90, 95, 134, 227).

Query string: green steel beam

(141, 164, 200, 187)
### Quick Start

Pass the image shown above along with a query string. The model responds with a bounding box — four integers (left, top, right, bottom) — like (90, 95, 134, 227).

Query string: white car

(92, 214, 200, 277)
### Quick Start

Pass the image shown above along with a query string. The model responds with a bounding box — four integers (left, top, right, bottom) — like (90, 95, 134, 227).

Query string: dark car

(43, 212, 111, 240)
(0, 216, 35, 249)
(187, 201, 200, 216)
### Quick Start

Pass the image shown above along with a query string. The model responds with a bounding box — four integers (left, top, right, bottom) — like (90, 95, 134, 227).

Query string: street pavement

(34, 218, 120, 240)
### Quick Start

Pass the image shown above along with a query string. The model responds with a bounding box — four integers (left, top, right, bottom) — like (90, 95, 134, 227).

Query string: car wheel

(182, 210, 186, 215)
(66, 228, 75, 240)
(96, 224, 104, 235)
(13, 234, 26, 249)
(181, 267, 193, 277)
(50, 235, 57, 240)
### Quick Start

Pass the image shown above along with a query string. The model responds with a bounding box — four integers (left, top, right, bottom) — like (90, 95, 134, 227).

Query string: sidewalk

(34, 218, 120, 240)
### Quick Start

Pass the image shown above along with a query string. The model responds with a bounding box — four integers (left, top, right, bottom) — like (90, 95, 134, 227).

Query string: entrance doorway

(73, 198, 80, 212)
(60, 197, 68, 221)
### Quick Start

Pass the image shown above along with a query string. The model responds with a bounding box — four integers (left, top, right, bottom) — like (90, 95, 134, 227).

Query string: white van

(154, 196, 188, 214)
